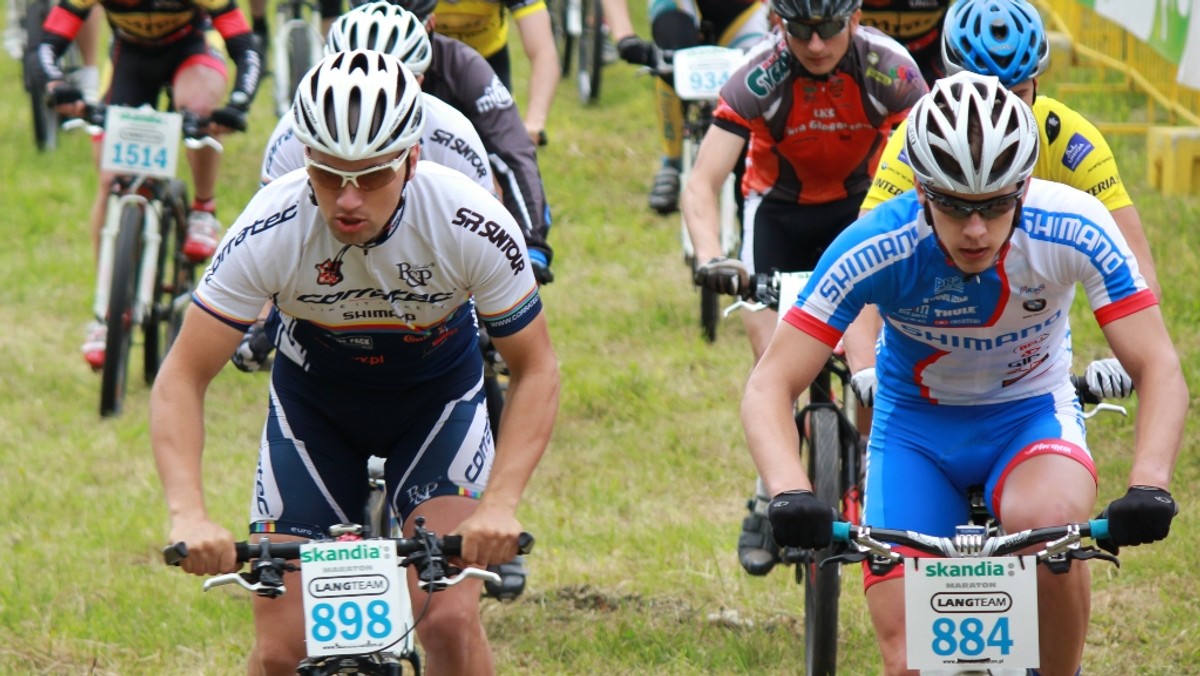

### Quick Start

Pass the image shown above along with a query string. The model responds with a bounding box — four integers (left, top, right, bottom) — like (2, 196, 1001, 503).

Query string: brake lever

(202, 572, 287, 598)
(418, 566, 502, 592)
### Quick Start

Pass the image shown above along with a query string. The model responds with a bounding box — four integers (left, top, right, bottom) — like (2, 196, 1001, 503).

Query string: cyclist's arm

(207, 4, 263, 108)
(34, 2, 89, 86)
(743, 321, 835, 497)
(1101, 308, 1187, 490)
(681, 125, 745, 264)
(1110, 204, 1161, 299)
(150, 306, 247, 575)
(456, 313, 559, 565)
(513, 7, 558, 142)
(600, 0, 636, 42)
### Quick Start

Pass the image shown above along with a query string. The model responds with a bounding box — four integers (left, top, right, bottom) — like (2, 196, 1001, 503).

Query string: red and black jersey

(714, 27, 927, 205)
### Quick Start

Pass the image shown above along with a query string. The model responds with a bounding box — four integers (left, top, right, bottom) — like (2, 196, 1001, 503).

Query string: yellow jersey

(861, 95, 1133, 212)
(433, 0, 546, 58)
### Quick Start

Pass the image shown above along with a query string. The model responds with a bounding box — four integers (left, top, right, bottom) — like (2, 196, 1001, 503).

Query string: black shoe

(483, 555, 526, 601)
(737, 502, 780, 576)
(648, 165, 680, 214)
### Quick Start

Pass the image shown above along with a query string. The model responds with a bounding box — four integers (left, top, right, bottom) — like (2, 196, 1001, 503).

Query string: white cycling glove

(1085, 358, 1133, 399)
(850, 367, 877, 407)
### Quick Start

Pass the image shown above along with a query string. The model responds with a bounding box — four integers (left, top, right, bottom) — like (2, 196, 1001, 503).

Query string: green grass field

(1, 11, 1198, 675)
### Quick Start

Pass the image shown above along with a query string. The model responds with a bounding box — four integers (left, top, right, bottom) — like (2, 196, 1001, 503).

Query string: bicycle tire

(100, 202, 145, 417)
(576, 0, 603, 103)
(700, 285, 719, 343)
(287, 26, 314, 111)
(144, 180, 194, 383)
(801, 405, 843, 676)
(21, 0, 57, 151)
(548, 0, 572, 77)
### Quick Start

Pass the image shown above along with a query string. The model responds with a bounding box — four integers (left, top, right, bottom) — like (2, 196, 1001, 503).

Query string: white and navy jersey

(260, 93, 494, 191)
(784, 179, 1156, 405)
(194, 161, 541, 387)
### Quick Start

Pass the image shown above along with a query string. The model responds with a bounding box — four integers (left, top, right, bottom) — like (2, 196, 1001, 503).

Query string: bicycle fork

(92, 192, 163, 326)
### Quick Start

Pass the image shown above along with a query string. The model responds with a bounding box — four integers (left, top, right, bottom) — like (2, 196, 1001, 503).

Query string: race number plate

(100, 106, 182, 179)
(775, 271, 812, 320)
(904, 556, 1039, 671)
(300, 540, 413, 657)
(672, 45, 744, 101)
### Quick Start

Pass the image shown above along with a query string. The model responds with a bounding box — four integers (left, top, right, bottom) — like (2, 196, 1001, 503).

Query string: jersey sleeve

(421, 95, 496, 193)
(260, 117, 304, 185)
(860, 119, 915, 211)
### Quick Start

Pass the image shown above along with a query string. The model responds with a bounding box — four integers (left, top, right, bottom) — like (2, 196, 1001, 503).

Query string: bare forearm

(483, 365, 559, 513)
(1128, 360, 1188, 489)
(742, 375, 810, 496)
(150, 379, 211, 522)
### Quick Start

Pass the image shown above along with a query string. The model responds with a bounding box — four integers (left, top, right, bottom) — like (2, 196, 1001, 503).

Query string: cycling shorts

(741, 193, 861, 275)
(107, 31, 228, 107)
(861, 390, 1097, 589)
(247, 354, 494, 539)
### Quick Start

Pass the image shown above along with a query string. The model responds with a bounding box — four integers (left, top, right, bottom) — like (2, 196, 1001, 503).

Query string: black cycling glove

(211, 105, 249, 133)
(767, 489, 838, 549)
(1097, 485, 1178, 555)
(617, 35, 659, 67)
(694, 256, 748, 296)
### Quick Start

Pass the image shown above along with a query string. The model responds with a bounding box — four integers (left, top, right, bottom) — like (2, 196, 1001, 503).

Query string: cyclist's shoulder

(1033, 95, 1108, 144)
(1021, 178, 1113, 224)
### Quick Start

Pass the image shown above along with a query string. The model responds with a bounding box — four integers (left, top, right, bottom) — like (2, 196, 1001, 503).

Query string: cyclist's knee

(412, 589, 484, 648)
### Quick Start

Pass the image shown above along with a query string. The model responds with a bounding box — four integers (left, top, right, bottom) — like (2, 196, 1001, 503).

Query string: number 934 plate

(300, 540, 414, 657)
(904, 555, 1039, 671)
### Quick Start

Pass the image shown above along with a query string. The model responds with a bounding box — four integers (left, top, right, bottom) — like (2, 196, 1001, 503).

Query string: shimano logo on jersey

(746, 49, 791, 98)
(1022, 210, 1125, 275)
(1061, 133, 1095, 171)
(452, 207, 527, 275)
(817, 227, 919, 304)
(208, 204, 300, 279)
(297, 288, 455, 304)
(429, 129, 489, 179)
(899, 309, 1063, 351)
(475, 75, 515, 113)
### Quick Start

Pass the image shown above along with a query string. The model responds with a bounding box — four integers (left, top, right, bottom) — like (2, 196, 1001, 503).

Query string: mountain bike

(12, 0, 85, 150)
(272, 0, 323, 117)
(547, 0, 604, 103)
(823, 519, 1117, 674)
(65, 103, 213, 417)
(653, 45, 743, 342)
(164, 492, 535, 675)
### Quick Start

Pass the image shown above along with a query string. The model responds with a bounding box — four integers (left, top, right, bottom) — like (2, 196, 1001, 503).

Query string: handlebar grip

(440, 532, 535, 556)
(831, 521, 852, 544)
(517, 531, 535, 555)
(163, 542, 188, 566)
(1071, 374, 1101, 405)
(1088, 518, 1109, 541)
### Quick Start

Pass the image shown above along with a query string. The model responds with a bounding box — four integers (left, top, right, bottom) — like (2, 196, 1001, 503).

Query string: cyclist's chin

(328, 219, 380, 245)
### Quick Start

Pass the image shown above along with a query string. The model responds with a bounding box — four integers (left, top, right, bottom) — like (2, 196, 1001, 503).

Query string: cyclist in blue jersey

(745, 72, 1186, 675)
(151, 51, 559, 675)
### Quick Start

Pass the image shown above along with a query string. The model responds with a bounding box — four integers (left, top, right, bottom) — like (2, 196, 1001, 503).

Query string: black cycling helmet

(349, 0, 438, 21)
(771, 0, 862, 22)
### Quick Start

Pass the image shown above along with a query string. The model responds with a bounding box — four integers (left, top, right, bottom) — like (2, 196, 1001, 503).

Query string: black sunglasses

(923, 184, 1025, 220)
(784, 18, 849, 41)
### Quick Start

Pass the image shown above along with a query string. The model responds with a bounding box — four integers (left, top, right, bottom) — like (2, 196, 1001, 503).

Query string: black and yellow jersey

(861, 95, 1133, 212)
(433, 0, 546, 58)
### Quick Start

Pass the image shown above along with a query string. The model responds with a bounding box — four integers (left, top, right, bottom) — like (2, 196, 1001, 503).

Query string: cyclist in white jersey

(746, 72, 1186, 675)
(151, 51, 559, 674)
(259, 2, 494, 191)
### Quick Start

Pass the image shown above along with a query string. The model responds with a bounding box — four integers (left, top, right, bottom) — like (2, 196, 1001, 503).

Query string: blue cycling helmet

(942, 0, 1050, 87)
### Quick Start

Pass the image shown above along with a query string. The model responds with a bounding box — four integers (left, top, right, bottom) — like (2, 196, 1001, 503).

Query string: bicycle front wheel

(801, 406, 844, 675)
(100, 203, 145, 417)
(287, 27, 314, 107)
(144, 180, 194, 383)
(576, 0, 604, 103)
(548, 0, 572, 77)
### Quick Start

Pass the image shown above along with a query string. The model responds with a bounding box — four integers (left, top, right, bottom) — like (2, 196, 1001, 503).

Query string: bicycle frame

(93, 183, 163, 326)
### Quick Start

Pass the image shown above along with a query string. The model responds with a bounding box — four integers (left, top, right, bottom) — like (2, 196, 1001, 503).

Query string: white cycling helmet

(292, 50, 425, 160)
(904, 71, 1038, 194)
(326, 2, 432, 76)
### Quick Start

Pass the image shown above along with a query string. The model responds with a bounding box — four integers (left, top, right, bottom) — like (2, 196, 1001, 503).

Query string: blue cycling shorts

(247, 355, 493, 538)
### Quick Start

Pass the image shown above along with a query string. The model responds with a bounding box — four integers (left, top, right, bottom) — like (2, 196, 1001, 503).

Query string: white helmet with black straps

(904, 71, 1038, 194)
(292, 49, 425, 160)
(326, 1, 432, 76)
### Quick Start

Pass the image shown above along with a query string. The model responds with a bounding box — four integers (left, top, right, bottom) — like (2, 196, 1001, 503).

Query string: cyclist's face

(307, 147, 418, 246)
(783, 11, 859, 76)
(1008, 79, 1036, 107)
(919, 182, 1027, 275)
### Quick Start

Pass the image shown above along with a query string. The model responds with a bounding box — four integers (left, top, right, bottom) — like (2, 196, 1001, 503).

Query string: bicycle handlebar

(61, 103, 225, 152)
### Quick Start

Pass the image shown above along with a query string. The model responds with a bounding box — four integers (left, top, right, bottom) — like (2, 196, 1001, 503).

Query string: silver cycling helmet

(942, 0, 1050, 87)
(350, 0, 437, 22)
(292, 50, 425, 160)
(771, 0, 862, 22)
(326, 2, 432, 76)
(905, 70, 1038, 194)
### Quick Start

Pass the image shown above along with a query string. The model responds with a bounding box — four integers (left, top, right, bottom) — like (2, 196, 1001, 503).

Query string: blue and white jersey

(194, 161, 540, 387)
(260, 93, 495, 191)
(784, 178, 1156, 405)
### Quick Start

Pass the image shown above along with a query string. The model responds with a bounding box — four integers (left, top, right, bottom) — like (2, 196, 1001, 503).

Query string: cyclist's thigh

(750, 195, 859, 275)
(107, 41, 179, 106)
(171, 38, 229, 111)
(985, 391, 1097, 525)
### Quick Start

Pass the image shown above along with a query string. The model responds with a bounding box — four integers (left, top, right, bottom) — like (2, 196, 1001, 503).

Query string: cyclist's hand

(1085, 357, 1133, 399)
(694, 256, 748, 296)
(209, 105, 249, 133)
(453, 504, 524, 567)
(850, 367, 877, 407)
(529, 247, 554, 285)
(617, 35, 659, 67)
(1097, 485, 1178, 555)
(767, 489, 839, 549)
(48, 83, 85, 118)
(168, 517, 239, 576)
